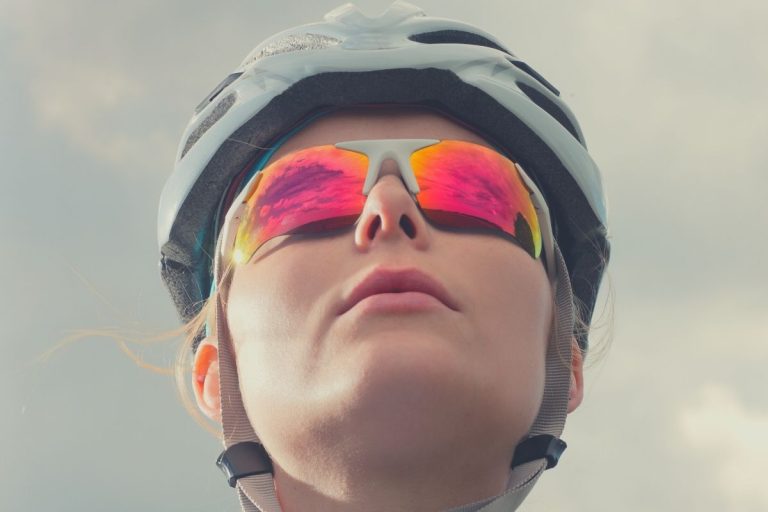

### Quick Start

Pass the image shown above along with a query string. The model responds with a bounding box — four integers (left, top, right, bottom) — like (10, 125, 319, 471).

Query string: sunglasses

(216, 139, 555, 277)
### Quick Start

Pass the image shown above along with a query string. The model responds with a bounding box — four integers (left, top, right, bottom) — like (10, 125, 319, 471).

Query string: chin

(329, 334, 477, 430)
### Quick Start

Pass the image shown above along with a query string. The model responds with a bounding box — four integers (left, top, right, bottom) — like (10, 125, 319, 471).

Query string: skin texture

(193, 107, 584, 512)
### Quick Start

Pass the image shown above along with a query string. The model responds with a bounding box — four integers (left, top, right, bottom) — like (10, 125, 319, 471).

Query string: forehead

(266, 106, 494, 164)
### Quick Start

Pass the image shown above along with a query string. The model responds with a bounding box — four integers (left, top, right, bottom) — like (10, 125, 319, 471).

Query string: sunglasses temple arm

(515, 163, 556, 282)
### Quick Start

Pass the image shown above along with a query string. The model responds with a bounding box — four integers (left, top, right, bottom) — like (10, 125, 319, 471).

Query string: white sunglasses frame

(214, 138, 556, 284)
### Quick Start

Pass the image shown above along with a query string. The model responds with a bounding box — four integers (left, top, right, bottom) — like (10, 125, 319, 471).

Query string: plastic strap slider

(511, 434, 567, 469)
(216, 442, 274, 487)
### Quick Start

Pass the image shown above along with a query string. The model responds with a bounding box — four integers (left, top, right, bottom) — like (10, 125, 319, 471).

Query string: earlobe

(192, 337, 222, 424)
(567, 337, 585, 413)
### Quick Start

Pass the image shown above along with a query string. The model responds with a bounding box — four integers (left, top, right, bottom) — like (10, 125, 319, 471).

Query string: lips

(338, 267, 460, 315)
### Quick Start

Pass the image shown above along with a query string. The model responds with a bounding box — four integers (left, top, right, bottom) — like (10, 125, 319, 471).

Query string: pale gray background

(2, 0, 767, 510)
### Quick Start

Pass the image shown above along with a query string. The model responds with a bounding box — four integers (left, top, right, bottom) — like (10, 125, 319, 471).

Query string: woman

(157, 2, 610, 511)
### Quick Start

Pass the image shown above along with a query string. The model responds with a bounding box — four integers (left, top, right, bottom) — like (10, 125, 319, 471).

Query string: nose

(353, 158, 432, 251)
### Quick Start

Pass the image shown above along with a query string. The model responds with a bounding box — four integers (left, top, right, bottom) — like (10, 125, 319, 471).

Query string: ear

(192, 337, 222, 424)
(567, 337, 585, 413)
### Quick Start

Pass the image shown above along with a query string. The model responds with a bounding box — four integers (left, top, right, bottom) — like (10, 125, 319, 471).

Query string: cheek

(227, 237, 339, 348)
(223, 239, 347, 430)
(456, 240, 552, 434)
(225, 267, 292, 403)
(228, 265, 299, 350)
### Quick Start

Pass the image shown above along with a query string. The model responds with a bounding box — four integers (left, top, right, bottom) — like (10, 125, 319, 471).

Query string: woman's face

(223, 108, 554, 484)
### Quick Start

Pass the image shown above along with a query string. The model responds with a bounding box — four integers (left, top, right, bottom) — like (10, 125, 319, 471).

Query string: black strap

(511, 435, 567, 469)
(217, 442, 274, 487)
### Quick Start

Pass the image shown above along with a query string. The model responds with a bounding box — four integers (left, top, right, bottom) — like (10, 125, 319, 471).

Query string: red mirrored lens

(231, 140, 540, 264)
(412, 141, 541, 258)
(233, 146, 367, 263)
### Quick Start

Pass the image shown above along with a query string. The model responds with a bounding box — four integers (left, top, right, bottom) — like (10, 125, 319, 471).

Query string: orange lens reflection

(411, 141, 541, 258)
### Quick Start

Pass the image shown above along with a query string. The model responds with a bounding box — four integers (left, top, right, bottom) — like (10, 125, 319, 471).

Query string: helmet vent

(181, 92, 237, 159)
(245, 33, 342, 66)
(516, 81, 582, 145)
(507, 58, 560, 96)
(194, 72, 243, 115)
(409, 30, 511, 55)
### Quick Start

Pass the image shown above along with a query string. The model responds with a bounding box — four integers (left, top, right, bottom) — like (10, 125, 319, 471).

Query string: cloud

(4, 0, 180, 172)
(28, 64, 169, 167)
(678, 384, 768, 510)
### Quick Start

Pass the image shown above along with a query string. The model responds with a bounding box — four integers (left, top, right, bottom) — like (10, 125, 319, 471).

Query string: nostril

(367, 216, 381, 239)
(400, 215, 416, 238)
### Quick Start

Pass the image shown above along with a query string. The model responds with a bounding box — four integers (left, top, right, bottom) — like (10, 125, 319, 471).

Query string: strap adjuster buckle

(511, 434, 567, 469)
(216, 442, 274, 487)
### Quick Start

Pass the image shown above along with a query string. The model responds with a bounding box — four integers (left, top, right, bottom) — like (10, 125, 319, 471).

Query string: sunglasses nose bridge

(366, 149, 420, 196)
(336, 139, 438, 196)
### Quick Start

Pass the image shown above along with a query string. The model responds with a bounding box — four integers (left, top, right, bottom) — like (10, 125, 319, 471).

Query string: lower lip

(347, 292, 449, 315)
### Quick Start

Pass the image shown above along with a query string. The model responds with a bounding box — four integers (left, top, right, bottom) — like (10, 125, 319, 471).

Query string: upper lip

(338, 267, 460, 315)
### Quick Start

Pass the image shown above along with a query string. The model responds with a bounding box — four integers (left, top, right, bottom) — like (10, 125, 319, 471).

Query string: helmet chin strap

(214, 288, 280, 512)
(213, 242, 574, 512)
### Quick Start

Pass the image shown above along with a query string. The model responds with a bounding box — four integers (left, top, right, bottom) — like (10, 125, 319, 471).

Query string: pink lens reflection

(234, 146, 368, 263)
(411, 141, 541, 258)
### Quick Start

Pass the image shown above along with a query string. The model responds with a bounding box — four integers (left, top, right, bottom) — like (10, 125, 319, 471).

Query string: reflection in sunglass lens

(231, 141, 540, 264)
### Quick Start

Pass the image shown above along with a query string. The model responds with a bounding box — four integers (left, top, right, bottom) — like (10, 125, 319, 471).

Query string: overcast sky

(2, 0, 767, 510)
